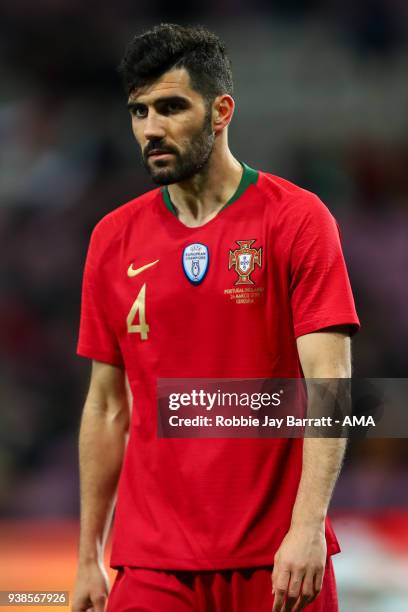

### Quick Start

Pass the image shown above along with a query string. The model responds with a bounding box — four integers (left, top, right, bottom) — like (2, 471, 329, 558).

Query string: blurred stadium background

(0, 1, 407, 610)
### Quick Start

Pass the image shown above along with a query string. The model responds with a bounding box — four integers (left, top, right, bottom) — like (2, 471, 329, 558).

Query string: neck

(167, 146, 242, 228)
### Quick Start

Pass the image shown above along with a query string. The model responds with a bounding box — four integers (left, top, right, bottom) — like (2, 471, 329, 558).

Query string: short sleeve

(77, 226, 123, 366)
(289, 195, 360, 338)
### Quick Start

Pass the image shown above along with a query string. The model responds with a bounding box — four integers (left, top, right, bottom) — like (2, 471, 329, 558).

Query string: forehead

(128, 68, 201, 104)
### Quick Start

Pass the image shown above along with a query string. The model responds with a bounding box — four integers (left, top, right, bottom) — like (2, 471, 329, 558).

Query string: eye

(162, 101, 184, 115)
(130, 105, 147, 119)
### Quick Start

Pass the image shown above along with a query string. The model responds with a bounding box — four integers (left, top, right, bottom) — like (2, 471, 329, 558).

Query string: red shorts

(107, 557, 338, 612)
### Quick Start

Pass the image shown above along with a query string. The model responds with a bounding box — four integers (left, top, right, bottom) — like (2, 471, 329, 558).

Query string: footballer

(72, 24, 359, 612)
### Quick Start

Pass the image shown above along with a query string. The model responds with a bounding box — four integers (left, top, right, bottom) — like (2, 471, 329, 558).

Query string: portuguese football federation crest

(229, 240, 262, 285)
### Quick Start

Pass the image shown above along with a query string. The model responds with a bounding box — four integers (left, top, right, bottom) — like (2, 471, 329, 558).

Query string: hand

(271, 524, 327, 612)
(72, 561, 110, 612)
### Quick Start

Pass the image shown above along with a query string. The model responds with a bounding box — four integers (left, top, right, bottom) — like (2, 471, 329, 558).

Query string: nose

(143, 110, 166, 141)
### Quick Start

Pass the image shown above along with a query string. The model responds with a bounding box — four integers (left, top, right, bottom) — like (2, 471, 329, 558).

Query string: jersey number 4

(127, 284, 149, 340)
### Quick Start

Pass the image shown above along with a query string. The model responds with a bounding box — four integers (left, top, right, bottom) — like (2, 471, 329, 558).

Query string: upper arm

(83, 360, 130, 423)
(285, 195, 360, 339)
(296, 326, 351, 378)
(77, 225, 123, 367)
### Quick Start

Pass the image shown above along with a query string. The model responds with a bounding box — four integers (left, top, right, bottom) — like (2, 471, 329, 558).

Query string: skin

(73, 67, 352, 611)
(127, 67, 242, 227)
(72, 362, 129, 612)
(272, 328, 351, 612)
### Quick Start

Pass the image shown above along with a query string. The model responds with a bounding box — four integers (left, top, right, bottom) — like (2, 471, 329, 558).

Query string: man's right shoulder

(90, 186, 160, 246)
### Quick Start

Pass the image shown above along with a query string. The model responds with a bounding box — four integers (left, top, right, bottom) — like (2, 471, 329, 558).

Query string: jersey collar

(161, 162, 258, 217)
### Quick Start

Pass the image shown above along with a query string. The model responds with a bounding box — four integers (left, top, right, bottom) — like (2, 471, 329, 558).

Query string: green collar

(161, 162, 258, 217)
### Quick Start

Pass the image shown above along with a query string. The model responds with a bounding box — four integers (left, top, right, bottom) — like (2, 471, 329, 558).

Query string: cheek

(177, 120, 203, 146)
(131, 121, 144, 144)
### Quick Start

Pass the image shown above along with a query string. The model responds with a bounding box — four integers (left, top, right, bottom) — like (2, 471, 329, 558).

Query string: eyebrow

(127, 95, 190, 110)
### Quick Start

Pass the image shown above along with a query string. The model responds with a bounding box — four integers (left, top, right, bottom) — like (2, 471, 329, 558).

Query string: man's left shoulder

(256, 170, 335, 226)
(258, 170, 325, 210)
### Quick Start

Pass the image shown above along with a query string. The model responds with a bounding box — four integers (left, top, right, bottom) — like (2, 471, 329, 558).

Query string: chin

(150, 170, 177, 186)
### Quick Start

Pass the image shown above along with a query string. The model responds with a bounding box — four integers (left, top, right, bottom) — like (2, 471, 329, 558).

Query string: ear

(212, 95, 235, 134)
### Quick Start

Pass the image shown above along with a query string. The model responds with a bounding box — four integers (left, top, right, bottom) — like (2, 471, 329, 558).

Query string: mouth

(148, 150, 174, 159)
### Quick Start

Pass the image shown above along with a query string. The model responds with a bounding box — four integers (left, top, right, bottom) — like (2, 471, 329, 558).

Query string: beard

(141, 110, 215, 186)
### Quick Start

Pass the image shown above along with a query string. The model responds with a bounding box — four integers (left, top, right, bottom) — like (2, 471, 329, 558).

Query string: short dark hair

(118, 23, 233, 102)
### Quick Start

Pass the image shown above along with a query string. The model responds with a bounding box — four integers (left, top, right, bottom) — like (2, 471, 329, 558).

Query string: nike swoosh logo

(127, 259, 160, 278)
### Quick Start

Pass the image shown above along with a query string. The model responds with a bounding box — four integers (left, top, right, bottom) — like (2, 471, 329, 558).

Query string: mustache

(144, 141, 177, 158)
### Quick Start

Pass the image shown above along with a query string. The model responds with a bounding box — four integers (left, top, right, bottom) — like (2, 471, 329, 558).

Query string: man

(73, 24, 359, 612)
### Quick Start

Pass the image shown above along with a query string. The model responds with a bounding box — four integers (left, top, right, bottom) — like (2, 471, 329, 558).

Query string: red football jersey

(77, 164, 360, 570)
